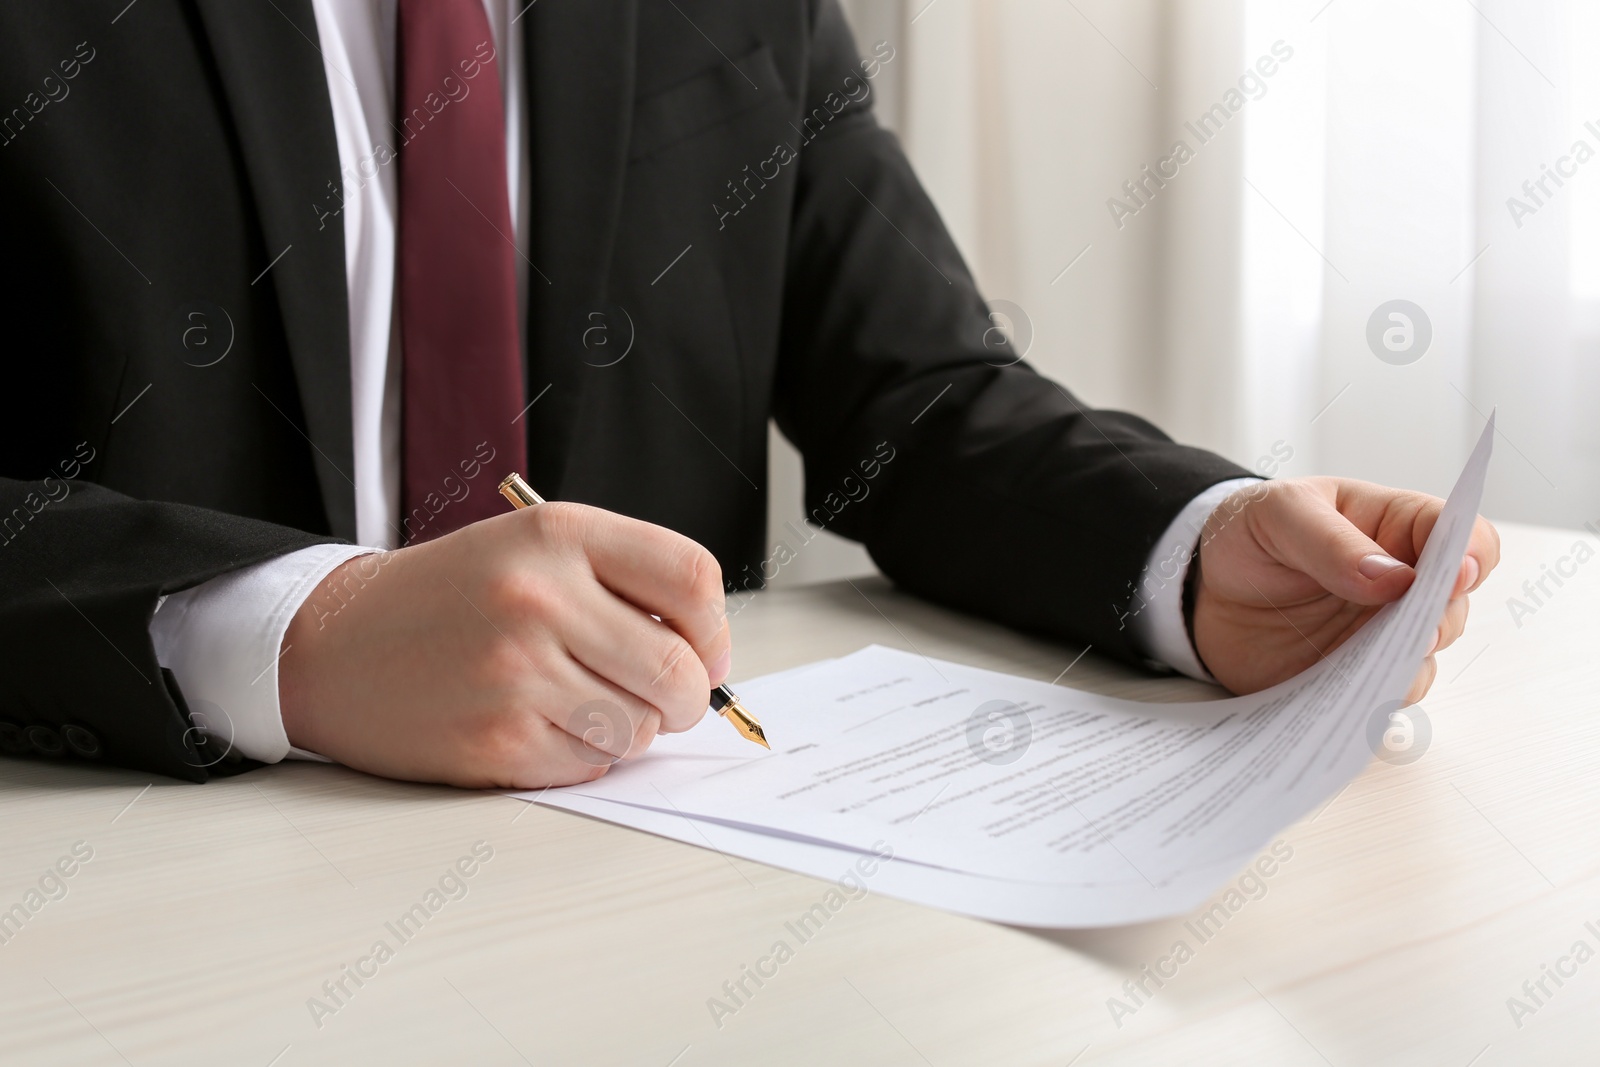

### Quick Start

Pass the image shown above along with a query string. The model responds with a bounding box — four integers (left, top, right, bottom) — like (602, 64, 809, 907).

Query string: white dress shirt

(148, 4, 1251, 764)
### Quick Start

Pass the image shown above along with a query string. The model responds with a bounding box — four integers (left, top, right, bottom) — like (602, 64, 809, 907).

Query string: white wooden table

(2, 521, 1597, 1066)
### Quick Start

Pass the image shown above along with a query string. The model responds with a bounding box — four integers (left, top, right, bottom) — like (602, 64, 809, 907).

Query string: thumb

(1265, 490, 1416, 605)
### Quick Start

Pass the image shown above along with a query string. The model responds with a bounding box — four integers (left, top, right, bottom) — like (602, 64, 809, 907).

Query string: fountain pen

(497, 473, 769, 749)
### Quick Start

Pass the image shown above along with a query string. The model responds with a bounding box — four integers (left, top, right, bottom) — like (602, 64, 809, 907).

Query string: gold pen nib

(711, 683, 769, 749)
(719, 699, 770, 749)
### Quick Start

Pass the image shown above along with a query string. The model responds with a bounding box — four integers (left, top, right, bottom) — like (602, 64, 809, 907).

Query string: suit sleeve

(771, 0, 1254, 666)
(0, 476, 341, 781)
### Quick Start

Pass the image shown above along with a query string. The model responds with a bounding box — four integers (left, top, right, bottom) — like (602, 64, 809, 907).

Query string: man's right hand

(278, 503, 732, 789)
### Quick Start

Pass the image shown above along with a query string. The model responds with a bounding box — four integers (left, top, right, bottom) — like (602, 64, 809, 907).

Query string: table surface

(3, 520, 1598, 1066)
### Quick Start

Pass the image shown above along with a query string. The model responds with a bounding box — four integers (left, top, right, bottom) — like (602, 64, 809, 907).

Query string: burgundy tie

(397, 0, 527, 543)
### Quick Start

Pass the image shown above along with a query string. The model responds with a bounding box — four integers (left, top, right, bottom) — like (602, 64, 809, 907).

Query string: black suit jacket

(0, 0, 1250, 781)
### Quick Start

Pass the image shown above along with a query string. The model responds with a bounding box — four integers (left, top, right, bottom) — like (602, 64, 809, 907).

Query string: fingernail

(1426, 629, 1439, 655)
(1359, 553, 1407, 580)
(1461, 555, 1480, 590)
(709, 648, 732, 685)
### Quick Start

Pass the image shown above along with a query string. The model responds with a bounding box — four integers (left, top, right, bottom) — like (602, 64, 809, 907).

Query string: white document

(517, 417, 1494, 926)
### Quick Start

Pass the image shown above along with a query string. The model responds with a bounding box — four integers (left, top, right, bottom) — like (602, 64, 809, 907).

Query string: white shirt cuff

(149, 543, 375, 764)
(1129, 477, 1263, 682)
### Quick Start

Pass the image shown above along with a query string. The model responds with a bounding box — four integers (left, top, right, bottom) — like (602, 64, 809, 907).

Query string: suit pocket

(629, 43, 788, 162)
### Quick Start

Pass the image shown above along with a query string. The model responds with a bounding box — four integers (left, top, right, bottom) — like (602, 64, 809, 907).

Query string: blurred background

(766, 0, 1600, 586)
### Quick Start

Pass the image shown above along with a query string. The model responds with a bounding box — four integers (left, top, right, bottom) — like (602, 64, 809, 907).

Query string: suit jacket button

(0, 722, 28, 755)
(62, 724, 102, 759)
(25, 725, 64, 757)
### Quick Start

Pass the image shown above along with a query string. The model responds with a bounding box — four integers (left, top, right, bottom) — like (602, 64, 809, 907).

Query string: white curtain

(766, 0, 1599, 588)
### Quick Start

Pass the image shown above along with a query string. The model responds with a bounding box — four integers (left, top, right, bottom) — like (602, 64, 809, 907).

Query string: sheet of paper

(539, 791, 1287, 928)
(516, 416, 1494, 926)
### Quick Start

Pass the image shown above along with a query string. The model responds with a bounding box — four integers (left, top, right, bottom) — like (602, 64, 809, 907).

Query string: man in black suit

(0, 0, 1496, 786)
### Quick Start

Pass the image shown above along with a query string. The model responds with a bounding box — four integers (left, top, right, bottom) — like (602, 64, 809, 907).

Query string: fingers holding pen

(561, 584, 712, 735)
(577, 507, 733, 680)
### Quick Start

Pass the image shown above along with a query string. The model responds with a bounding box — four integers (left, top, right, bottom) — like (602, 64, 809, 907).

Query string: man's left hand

(1191, 477, 1500, 701)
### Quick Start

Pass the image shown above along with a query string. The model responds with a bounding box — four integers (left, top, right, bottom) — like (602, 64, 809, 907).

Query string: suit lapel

(522, 0, 637, 491)
(193, 0, 357, 539)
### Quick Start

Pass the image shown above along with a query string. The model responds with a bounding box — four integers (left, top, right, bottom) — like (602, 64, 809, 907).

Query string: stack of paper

(515, 419, 1493, 927)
